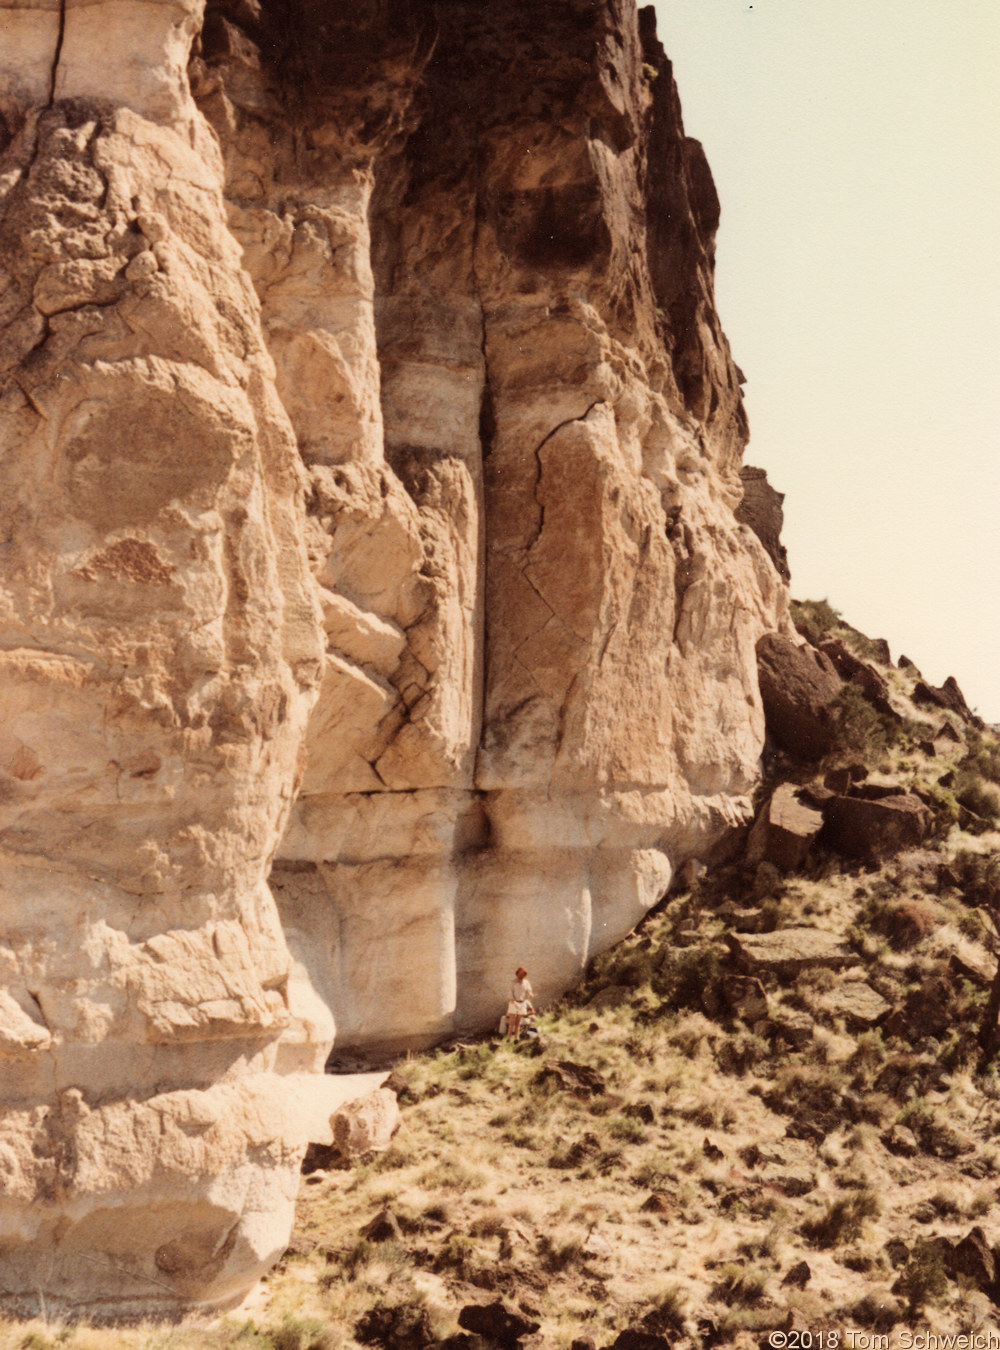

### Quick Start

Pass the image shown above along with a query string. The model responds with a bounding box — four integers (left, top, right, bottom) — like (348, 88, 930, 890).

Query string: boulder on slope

(756, 633, 842, 760)
(747, 783, 824, 871)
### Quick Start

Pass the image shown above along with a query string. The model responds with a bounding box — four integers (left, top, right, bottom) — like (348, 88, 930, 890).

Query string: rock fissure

(46, 0, 67, 109)
(523, 399, 604, 556)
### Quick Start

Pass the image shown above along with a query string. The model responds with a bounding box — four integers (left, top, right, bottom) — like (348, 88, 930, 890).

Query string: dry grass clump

(711, 1260, 770, 1307)
(800, 1190, 881, 1248)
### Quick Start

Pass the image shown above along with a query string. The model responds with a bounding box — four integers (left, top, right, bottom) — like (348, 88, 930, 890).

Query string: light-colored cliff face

(0, 0, 787, 1315)
(0, 0, 369, 1318)
(233, 0, 788, 1050)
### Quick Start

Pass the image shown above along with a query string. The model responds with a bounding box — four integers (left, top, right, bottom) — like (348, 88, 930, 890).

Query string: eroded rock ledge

(0, 0, 788, 1315)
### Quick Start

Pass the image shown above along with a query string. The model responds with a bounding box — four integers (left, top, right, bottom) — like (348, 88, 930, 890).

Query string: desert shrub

(963, 731, 1000, 785)
(850, 1291, 904, 1332)
(419, 1157, 487, 1189)
(631, 1157, 670, 1190)
(711, 1261, 769, 1306)
(894, 1238, 950, 1314)
(436, 1232, 479, 1275)
(229, 1324, 283, 1350)
(607, 1114, 648, 1144)
(825, 683, 899, 763)
(270, 1316, 337, 1350)
(468, 1212, 508, 1238)
(800, 1190, 880, 1247)
(737, 1227, 782, 1260)
(858, 896, 937, 950)
(668, 1020, 709, 1058)
(587, 935, 664, 993)
(955, 771, 1000, 822)
(502, 1121, 540, 1150)
(338, 1239, 378, 1277)
(850, 1029, 887, 1077)
(369, 1144, 416, 1173)
(952, 850, 1000, 906)
(746, 1190, 788, 1222)
(647, 1283, 688, 1334)
(790, 597, 842, 643)
(716, 1032, 770, 1077)
(920, 781, 962, 833)
(547, 1132, 601, 1171)
(658, 945, 723, 1009)
(926, 1186, 963, 1218)
(537, 1231, 585, 1272)
(767, 1062, 844, 1117)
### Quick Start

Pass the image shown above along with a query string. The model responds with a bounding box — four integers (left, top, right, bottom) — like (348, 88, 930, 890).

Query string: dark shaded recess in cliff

(638, 5, 733, 424)
(200, 0, 437, 164)
(370, 0, 642, 304)
(250, 0, 435, 91)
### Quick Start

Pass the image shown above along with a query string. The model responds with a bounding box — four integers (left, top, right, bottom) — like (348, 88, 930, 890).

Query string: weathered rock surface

(253, 0, 788, 1054)
(0, 0, 790, 1315)
(725, 928, 861, 977)
(821, 791, 932, 860)
(914, 675, 983, 729)
(821, 980, 891, 1030)
(302, 1085, 401, 1172)
(747, 783, 824, 871)
(756, 633, 842, 759)
(736, 466, 790, 581)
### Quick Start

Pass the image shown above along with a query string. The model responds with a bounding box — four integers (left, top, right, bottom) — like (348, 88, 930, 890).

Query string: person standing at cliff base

(506, 967, 535, 1039)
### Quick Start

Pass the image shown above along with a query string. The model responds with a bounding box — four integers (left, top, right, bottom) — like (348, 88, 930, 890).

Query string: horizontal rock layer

(0, 0, 790, 1314)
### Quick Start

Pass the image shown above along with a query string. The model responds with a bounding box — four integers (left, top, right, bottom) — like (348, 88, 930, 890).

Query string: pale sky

(653, 0, 1000, 723)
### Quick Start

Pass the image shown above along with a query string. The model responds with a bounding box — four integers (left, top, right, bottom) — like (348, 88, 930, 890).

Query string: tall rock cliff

(0, 0, 788, 1315)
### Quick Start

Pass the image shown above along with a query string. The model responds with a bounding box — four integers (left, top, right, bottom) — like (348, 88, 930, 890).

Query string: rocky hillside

(0, 0, 794, 1317)
(4, 605, 998, 1348)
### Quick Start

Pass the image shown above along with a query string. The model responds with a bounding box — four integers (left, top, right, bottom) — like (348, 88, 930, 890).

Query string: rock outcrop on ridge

(0, 0, 788, 1314)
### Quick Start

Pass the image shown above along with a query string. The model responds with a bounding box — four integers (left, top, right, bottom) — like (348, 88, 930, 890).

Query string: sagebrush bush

(850, 1290, 904, 1332)
(712, 1261, 769, 1307)
(951, 850, 1000, 906)
(895, 1237, 950, 1314)
(271, 1315, 338, 1350)
(659, 945, 723, 1009)
(790, 597, 841, 643)
(955, 771, 1000, 822)
(963, 731, 1000, 785)
(825, 684, 899, 763)
(801, 1190, 880, 1247)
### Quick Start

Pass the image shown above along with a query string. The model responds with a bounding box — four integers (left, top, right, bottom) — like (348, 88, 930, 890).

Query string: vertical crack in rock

(47, 0, 67, 106)
(523, 401, 603, 555)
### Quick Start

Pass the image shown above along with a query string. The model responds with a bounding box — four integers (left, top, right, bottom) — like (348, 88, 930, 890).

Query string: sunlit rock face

(0, 0, 788, 1315)
(0, 0, 333, 1317)
(194, 0, 787, 1055)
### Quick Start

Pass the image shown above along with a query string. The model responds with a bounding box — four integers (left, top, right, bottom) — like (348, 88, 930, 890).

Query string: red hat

(515, 966, 527, 977)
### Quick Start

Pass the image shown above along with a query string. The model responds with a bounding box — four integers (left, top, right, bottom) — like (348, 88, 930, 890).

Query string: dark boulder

(781, 1260, 811, 1288)
(821, 792, 932, 860)
(603, 1333, 673, 1350)
(947, 1227, 995, 1292)
(458, 1301, 540, 1346)
(913, 676, 983, 728)
(756, 632, 842, 759)
(355, 1303, 436, 1350)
